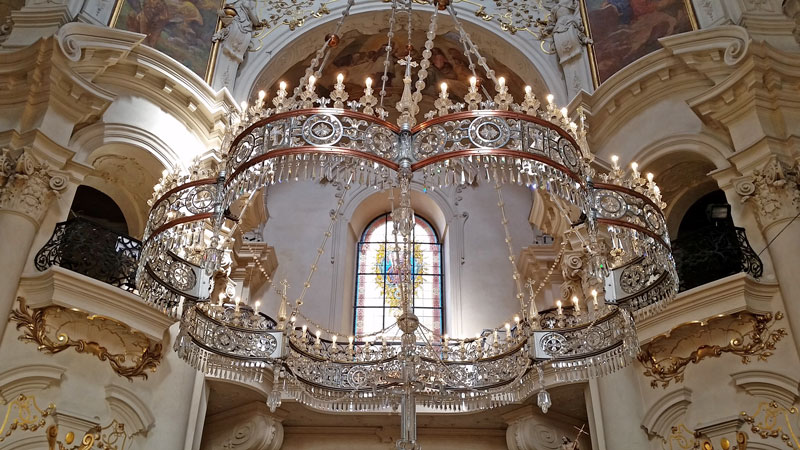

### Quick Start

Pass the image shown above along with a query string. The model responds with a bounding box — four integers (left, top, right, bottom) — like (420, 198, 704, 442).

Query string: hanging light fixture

(136, 1, 677, 448)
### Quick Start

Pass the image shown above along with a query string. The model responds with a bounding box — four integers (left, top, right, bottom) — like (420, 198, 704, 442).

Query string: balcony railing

(671, 224, 763, 292)
(34, 217, 142, 293)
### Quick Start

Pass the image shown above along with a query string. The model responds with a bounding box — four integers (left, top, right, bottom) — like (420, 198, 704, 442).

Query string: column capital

(734, 156, 800, 231)
(0, 147, 68, 225)
(502, 405, 589, 450)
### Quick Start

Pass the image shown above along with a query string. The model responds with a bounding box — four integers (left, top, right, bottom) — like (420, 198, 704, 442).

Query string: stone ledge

(17, 266, 174, 341)
(636, 272, 778, 343)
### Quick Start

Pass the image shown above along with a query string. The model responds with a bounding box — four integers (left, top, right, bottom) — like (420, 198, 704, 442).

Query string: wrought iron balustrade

(34, 218, 142, 293)
(671, 224, 763, 292)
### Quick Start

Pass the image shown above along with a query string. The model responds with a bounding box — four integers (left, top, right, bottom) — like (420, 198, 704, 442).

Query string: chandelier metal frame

(135, 1, 678, 448)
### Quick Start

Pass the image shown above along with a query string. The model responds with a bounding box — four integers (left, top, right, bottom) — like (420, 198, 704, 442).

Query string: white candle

(611, 155, 620, 170)
(546, 94, 554, 104)
(591, 289, 599, 309)
(469, 76, 477, 89)
(560, 107, 568, 118)
(572, 295, 580, 313)
(556, 300, 563, 316)
(365, 77, 373, 89)
(440, 82, 448, 94)
(524, 85, 531, 94)
(279, 81, 287, 91)
(337, 73, 344, 83)
(498, 77, 506, 88)
(308, 75, 316, 90)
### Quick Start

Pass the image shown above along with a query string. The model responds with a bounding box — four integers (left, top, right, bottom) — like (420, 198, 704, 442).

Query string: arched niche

(234, 6, 564, 104)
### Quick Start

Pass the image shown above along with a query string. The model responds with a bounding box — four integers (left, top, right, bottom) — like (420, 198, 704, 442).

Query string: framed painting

(109, 0, 223, 81)
(579, 0, 698, 86)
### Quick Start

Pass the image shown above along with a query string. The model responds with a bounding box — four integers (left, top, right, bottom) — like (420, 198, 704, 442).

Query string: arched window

(354, 213, 443, 337)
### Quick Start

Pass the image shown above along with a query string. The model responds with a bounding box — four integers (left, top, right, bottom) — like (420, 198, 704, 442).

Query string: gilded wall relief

(47, 420, 132, 450)
(0, 394, 54, 444)
(580, 0, 697, 83)
(741, 401, 799, 449)
(10, 298, 163, 381)
(110, 0, 223, 79)
(638, 312, 787, 389)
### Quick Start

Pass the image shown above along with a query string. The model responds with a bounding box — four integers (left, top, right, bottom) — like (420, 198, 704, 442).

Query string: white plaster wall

(257, 178, 534, 339)
(0, 321, 205, 449)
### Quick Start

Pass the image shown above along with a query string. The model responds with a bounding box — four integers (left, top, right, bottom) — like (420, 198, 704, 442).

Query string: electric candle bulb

(332, 335, 337, 345)
(279, 81, 287, 91)
(560, 107, 568, 118)
(505, 323, 511, 334)
(336, 73, 344, 83)
(302, 324, 307, 335)
(254, 300, 261, 311)
(315, 330, 321, 345)
(556, 300, 563, 316)
(572, 295, 580, 313)
(546, 94, 554, 104)
(524, 85, 532, 94)
(569, 122, 578, 132)
(631, 161, 639, 178)
(498, 77, 506, 88)
(440, 82, 448, 94)
(365, 77, 373, 88)
(591, 289, 598, 309)
(647, 173, 654, 183)
(240, 101, 247, 111)
(308, 75, 316, 88)
(443, 334, 449, 347)
(469, 76, 477, 88)
(611, 155, 620, 169)
(348, 336, 354, 347)
(514, 315, 520, 324)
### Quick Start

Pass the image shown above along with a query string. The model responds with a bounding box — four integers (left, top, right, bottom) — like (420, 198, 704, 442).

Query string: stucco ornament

(536, 0, 591, 54)
(0, 148, 67, 224)
(211, 0, 267, 91)
(735, 157, 800, 226)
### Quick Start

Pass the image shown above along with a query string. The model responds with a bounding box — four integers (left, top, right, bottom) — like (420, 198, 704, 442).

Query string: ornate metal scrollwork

(34, 218, 141, 293)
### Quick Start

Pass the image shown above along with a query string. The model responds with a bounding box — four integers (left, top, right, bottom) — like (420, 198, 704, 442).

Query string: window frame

(353, 212, 445, 337)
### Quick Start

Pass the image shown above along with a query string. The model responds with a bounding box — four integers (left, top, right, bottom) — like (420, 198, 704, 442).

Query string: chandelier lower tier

(135, 1, 677, 448)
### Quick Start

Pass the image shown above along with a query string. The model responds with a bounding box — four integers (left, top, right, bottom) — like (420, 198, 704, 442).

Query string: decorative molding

(9, 297, 163, 381)
(17, 266, 174, 340)
(636, 272, 778, 344)
(731, 370, 800, 408)
(0, 365, 66, 405)
(638, 311, 787, 388)
(642, 388, 694, 441)
(734, 157, 800, 229)
(47, 419, 134, 450)
(201, 401, 284, 450)
(0, 148, 68, 225)
(104, 385, 155, 437)
(741, 401, 800, 448)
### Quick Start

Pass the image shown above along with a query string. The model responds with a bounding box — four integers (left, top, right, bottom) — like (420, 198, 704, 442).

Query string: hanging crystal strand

(493, 181, 525, 321)
(378, 0, 398, 111)
(412, 5, 438, 104)
(294, 170, 353, 314)
(291, 0, 355, 103)
(447, 3, 498, 98)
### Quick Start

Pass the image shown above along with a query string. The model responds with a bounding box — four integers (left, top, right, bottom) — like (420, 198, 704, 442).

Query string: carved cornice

(731, 369, 800, 408)
(54, 23, 237, 151)
(18, 266, 174, 340)
(636, 272, 778, 343)
(641, 388, 693, 441)
(571, 26, 751, 149)
(0, 364, 66, 404)
(638, 311, 787, 389)
(201, 401, 284, 450)
(0, 148, 67, 224)
(9, 297, 163, 381)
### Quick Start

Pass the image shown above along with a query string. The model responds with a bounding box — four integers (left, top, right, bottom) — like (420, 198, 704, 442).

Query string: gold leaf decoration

(638, 312, 786, 389)
(10, 297, 163, 381)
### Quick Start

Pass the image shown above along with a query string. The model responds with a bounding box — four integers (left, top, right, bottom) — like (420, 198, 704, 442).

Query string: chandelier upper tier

(135, 1, 677, 448)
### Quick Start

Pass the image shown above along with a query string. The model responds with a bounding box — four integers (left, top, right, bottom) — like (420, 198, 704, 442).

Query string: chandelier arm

(378, 0, 399, 109)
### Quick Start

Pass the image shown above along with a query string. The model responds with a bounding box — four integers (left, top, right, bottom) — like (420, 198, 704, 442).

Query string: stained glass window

(354, 213, 443, 337)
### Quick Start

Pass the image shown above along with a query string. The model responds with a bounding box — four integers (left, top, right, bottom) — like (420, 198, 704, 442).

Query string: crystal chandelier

(136, 1, 677, 448)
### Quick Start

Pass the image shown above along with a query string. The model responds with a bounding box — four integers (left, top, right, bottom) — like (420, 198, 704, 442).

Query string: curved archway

(234, 6, 566, 104)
